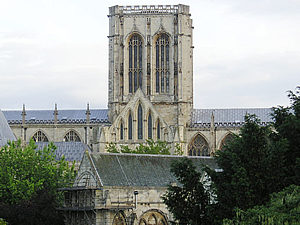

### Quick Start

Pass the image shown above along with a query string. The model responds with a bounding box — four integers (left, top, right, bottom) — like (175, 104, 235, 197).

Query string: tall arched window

(32, 130, 49, 142)
(120, 121, 124, 140)
(188, 134, 210, 156)
(128, 112, 133, 140)
(138, 104, 143, 139)
(64, 130, 81, 142)
(148, 112, 152, 139)
(155, 34, 170, 93)
(157, 119, 161, 140)
(129, 34, 143, 93)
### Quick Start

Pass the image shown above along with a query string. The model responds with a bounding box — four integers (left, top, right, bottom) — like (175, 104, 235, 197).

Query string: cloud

(0, 0, 299, 110)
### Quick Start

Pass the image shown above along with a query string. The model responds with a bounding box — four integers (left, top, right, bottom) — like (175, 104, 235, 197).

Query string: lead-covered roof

(191, 108, 273, 128)
(90, 153, 218, 187)
(35, 142, 91, 162)
(3, 109, 109, 124)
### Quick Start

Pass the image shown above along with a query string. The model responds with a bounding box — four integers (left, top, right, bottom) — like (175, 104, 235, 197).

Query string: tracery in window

(188, 134, 210, 156)
(138, 104, 143, 139)
(128, 112, 133, 140)
(155, 34, 170, 93)
(138, 210, 168, 225)
(113, 212, 126, 225)
(220, 133, 235, 150)
(120, 121, 124, 140)
(148, 112, 152, 139)
(32, 130, 48, 142)
(129, 34, 143, 93)
(64, 130, 81, 142)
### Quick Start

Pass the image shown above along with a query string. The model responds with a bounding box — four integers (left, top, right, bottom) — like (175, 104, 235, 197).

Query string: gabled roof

(35, 142, 91, 162)
(89, 153, 218, 187)
(191, 108, 273, 128)
(3, 109, 109, 124)
(0, 110, 16, 147)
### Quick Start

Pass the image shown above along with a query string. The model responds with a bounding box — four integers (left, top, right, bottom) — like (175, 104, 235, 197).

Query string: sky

(0, 0, 299, 110)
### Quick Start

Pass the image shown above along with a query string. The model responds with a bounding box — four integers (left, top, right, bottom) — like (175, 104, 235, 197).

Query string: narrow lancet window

(157, 119, 161, 140)
(128, 112, 132, 140)
(148, 112, 152, 139)
(138, 104, 143, 139)
(120, 121, 124, 140)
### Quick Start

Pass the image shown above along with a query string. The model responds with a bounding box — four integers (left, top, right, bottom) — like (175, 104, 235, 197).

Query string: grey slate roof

(90, 153, 218, 187)
(191, 108, 273, 128)
(35, 142, 91, 162)
(0, 110, 16, 147)
(3, 109, 109, 124)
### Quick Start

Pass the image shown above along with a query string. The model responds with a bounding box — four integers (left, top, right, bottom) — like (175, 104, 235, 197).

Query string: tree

(162, 158, 211, 225)
(223, 185, 300, 225)
(272, 86, 300, 186)
(207, 115, 289, 221)
(0, 139, 75, 225)
(106, 139, 171, 155)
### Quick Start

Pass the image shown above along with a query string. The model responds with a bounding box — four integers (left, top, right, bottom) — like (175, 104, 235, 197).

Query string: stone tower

(107, 5, 193, 130)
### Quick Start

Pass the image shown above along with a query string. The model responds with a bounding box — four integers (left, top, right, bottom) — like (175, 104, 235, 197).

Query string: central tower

(108, 4, 193, 132)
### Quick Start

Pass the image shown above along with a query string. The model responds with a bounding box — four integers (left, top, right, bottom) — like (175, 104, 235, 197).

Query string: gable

(0, 110, 16, 147)
(73, 151, 102, 188)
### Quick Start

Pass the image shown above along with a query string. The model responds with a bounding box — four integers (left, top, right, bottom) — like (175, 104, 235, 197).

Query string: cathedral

(2, 4, 275, 225)
(3, 4, 272, 158)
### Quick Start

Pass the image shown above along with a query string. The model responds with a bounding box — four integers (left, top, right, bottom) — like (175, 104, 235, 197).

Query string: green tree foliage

(207, 115, 289, 221)
(272, 86, 300, 186)
(106, 139, 171, 155)
(162, 158, 211, 225)
(0, 139, 75, 225)
(223, 185, 300, 225)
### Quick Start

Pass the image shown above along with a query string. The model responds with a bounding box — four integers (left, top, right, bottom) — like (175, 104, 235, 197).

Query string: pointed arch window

(148, 112, 152, 139)
(128, 112, 133, 140)
(157, 119, 161, 140)
(129, 34, 143, 93)
(188, 134, 210, 156)
(138, 104, 143, 139)
(120, 121, 124, 140)
(155, 34, 170, 93)
(64, 130, 81, 142)
(32, 130, 48, 142)
(113, 212, 126, 225)
(220, 133, 235, 150)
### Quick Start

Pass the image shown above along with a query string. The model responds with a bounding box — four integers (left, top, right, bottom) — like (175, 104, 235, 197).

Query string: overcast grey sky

(0, 0, 299, 110)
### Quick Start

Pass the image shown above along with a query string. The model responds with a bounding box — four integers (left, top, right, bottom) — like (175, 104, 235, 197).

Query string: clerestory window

(64, 130, 81, 142)
(188, 134, 210, 156)
(32, 130, 48, 142)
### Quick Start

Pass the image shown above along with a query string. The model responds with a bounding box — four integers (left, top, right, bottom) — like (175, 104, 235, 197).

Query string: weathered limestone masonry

(105, 5, 194, 153)
(61, 152, 218, 225)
